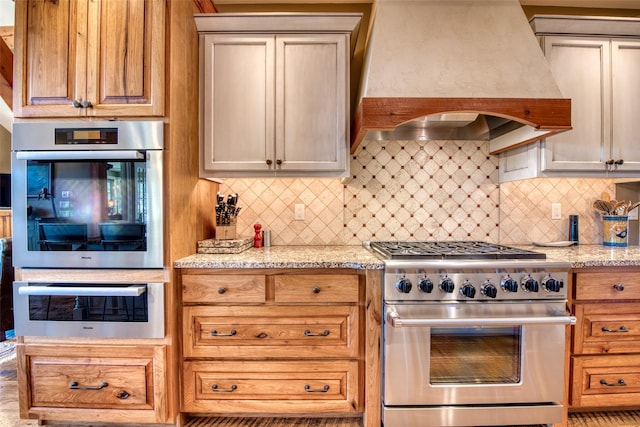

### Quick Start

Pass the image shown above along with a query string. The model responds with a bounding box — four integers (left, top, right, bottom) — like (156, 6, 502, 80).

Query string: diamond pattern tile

(217, 141, 622, 246)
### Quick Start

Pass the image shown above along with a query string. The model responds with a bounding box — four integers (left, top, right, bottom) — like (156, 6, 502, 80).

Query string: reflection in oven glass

(430, 326, 521, 384)
(28, 289, 149, 322)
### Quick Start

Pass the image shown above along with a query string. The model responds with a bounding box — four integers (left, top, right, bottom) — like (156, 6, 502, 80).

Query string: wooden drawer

(182, 274, 266, 303)
(182, 360, 361, 413)
(574, 303, 640, 354)
(183, 305, 359, 358)
(21, 344, 167, 423)
(274, 274, 359, 303)
(570, 355, 640, 408)
(574, 272, 640, 300)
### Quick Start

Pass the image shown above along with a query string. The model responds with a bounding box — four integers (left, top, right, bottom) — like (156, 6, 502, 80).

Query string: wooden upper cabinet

(14, 0, 165, 117)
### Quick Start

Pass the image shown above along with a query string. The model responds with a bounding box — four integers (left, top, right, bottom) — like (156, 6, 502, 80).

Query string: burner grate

(370, 241, 546, 260)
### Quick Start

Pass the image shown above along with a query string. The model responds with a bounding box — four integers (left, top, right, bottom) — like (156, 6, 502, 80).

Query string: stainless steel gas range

(369, 241, 575, 427)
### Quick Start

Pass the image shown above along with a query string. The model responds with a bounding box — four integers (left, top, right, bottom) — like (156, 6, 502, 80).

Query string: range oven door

(383, 302, 574, 407)
(13, 281, 164, 339)
(11, 121, 163, 268)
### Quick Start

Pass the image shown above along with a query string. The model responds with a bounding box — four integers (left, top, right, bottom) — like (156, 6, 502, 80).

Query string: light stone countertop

(517, 244, 640, 269)
(174, 245, 385, 270)
(174, 244, 640, 270)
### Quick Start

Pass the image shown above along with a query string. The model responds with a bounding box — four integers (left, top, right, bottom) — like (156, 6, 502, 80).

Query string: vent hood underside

(351, 0, 572, 154)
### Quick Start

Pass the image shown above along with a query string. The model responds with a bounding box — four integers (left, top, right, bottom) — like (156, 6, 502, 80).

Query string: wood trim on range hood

(351, 97, 572, 154)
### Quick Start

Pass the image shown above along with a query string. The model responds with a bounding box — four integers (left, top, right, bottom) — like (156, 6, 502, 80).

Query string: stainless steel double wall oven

(11, 121, 165, 339)
(370, 241, 575, 427)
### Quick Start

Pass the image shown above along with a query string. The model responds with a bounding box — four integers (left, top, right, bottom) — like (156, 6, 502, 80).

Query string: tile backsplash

(218, 140, 619, 246)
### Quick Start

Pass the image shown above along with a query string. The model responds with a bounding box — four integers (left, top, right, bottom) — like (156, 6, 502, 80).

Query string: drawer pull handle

(602, 326, 629, 333)
(69, 381, 108, 391)
(116, 391, 130, 399)
(613, 284, 625, 291)
(304, 329, 330, 337)
(304, 384, 330, 393)
(218, 287, 227, 294)
(600, 379, 627, 387)
(256, 332, 268, 339)
(211, 329, 237, 337)
(312, 287, 321, 294)
(211, 384, 237, 392)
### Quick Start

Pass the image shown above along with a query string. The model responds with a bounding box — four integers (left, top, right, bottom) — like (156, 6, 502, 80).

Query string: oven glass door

(383, 302, 571, 406)
(430, 325, 521, 385)
(13, 281, 164, 338)
(11, 150, 163, 268)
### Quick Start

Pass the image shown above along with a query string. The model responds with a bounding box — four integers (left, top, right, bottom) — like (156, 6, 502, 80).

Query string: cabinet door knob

(312, 287, 321, 294)
(72, 100, 82, 108)
(81, 100, 93, 108)
(613, 284, 625, 291)
(218, 287, 227, 294)
(276, 159, 283, 165)
(266, 159, 273, 166)
(605, 159, 615, 165)
(615, 159, 624, 165)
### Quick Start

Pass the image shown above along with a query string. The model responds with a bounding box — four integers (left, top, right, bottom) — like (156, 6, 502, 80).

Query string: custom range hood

(352, 0, 571, 154)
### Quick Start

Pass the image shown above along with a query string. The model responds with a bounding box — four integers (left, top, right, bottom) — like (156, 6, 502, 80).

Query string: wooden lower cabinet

(183, 360, 360, 413)
(19, 343, 168, 423)
(180, 269, 365, 416)
(571, 354, 640, 408)
(569, 268, 640, 410)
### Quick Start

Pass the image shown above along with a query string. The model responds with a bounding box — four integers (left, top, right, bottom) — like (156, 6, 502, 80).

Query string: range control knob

(440, 277, 455, 293)
(501, 276, 518, 293)
(396, 277, 412, 294)
(459, 282, 476, 299)
(481, 282, 498, 299)
(418, 278, 434, 293)
(542, 276, 563, 293)
(522, 275, 539, 292)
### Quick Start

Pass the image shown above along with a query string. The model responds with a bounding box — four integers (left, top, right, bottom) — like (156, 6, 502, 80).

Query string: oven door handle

(387, 311, 576, 327)
(16, 150, 145, 161)
(18, 285, 147, 297)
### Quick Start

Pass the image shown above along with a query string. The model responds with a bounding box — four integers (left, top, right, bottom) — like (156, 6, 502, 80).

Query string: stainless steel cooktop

(369, 241, 546, 261)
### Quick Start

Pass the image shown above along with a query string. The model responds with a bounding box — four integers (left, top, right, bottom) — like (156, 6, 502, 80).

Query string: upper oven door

(383, 302, 574, 406)
(11, 121, 163, 269)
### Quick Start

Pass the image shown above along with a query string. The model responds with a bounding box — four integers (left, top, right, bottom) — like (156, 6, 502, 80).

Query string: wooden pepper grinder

(253, 223, 262, 248)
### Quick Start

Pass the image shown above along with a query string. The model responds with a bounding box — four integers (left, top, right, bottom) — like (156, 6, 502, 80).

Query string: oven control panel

(384, 266, 569, 301)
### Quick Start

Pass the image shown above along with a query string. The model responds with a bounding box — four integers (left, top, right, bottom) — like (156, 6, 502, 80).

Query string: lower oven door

(13, 281, 164, 339)
(383, 302, 574, 407)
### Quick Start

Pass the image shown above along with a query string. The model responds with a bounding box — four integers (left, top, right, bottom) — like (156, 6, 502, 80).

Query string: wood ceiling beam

(0, 26, 13, 110)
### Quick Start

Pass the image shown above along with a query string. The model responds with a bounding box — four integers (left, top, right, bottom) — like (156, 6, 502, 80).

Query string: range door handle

(18, 285, 147, 297)
(387, 311, 576, 328)
(16, 150, 145, 161)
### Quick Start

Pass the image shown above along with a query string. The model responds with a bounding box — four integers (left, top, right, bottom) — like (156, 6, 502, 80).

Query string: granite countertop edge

(174, 244, 640, 270)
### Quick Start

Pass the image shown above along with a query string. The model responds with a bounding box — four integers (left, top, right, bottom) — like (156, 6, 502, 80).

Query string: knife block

(215, 222, 237, 240)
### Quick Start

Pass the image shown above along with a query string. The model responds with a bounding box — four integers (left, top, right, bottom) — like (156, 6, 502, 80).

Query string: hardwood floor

(2, 346, 640, 427)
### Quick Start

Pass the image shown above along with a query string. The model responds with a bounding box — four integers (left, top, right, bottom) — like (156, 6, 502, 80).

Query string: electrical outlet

(61, 191, 71, 198)
(551, 203, 562, 220)
(294, 204, 305, 221)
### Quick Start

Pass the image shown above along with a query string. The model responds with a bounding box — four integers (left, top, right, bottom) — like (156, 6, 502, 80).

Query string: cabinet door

(275, 35, 348, 173)
(86, 0, 165, 116)
(200, 34, 275, 173)
(611, 40, 640, 169)
(14, 0, 164, 118)
(541, 37, 611, 172)
(14, 0, 84, 117)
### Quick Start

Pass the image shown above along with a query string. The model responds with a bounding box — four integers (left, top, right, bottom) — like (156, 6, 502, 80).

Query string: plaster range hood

(351, 0, 572, 155)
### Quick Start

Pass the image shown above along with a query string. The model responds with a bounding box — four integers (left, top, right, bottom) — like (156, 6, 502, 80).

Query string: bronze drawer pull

(116, 391, 130, 399)
(600, 379, 627, 387)
(304, 329, 330, 337)
(211, 329, 237, 337)
(69, 381, 108, 391)
(304, 384, 330, 393)
(218, 287, 227, 294)
(602, 326, 629, 333)
(613, 284, 625, 291)
(211, 384, 237, 392)
(312, 287, 321, 294)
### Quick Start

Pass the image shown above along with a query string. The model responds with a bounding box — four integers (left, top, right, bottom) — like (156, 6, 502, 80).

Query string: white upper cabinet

(500, 16, 640, 182)
(196, 14, 361, 178)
